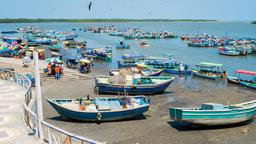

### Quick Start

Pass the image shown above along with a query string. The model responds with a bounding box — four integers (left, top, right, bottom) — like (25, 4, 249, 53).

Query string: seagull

(88, 2, 92, 11)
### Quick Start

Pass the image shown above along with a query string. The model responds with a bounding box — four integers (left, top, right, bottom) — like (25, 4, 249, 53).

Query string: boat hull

(117, 61, 137, 68)
(96, 78, 175, 95)
(48, 100, 149, 122)
(164, 69, 191, 75)
(169, 105, 256, 126)
(192, 70, 221, 80)
(219, 51, 240, 56)
(227, 76, 239, 85)
(240, 81, 256, 90)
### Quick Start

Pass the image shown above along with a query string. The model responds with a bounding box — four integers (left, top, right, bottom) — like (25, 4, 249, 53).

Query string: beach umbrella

(0, 44, 8, 50)
(12, 44, 19, 50)
(45, 57, 63, 63)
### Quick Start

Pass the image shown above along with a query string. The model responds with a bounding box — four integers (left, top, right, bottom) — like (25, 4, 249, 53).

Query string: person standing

(55, 65, 60, 80)
(47, 63, 52, 76)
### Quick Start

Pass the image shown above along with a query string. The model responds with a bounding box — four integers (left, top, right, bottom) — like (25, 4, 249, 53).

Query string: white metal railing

(0, 68, 104, 144)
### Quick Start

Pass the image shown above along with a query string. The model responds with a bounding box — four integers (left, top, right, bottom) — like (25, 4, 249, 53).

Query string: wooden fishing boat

(1, 31, 18, 34)
(240, 81, 256, 90)
(86, 48, 112, 61)
(228, 70, 256, 90)
(139, 40, 148, 47)
(137, 57, 191, 75)
(115, 41, 130, 49)
(48, 44, 61, 51)
(95, 75, 175, 95)
(63, 40, 77, 46)
(2, 37, 22, 44)
(51, 52, 62, 57)
(117, 54, 145, 68)
(47, 96, 150, 122)
(169, 100, 256, 126)
(218, 47, 240, 56)
(227, 76, 239, 84)
(192, 62, 227, 80)
(109, 67, 163, 76)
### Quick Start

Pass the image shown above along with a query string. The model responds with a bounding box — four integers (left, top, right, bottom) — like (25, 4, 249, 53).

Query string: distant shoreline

(0, 18, 217, 23)
(252, 21, 256, 24)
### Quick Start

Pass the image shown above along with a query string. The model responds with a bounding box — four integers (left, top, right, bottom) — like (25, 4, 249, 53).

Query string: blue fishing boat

(192, 62, 227, 80)
(169, 100, 256, 126)
(95, 75, 175, 95)
(47, 96, 150, 122)
(228, 70, 256, 90)
(109, 67, 163, 76)
(117, 54, 145, 68)
(218, 47, 240, 56)
(2, 37, 22, 44)
(137, 56, 191, 75)
(27, 38, 51, 45)
(86, 48, 112, 61)
(1, 31, 18, 34)
(48, 44, 61, 51)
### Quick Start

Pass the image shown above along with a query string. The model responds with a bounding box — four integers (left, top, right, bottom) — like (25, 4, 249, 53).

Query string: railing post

(33, 51, 44, 140)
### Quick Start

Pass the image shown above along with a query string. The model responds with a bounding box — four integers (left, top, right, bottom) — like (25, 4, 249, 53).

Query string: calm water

(0, 22, 255, 89)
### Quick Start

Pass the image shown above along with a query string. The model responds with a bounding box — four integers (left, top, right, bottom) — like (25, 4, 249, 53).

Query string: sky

(0, 0, 255, 21)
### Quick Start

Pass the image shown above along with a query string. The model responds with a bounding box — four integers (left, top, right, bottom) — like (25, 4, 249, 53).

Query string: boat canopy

(235, 70, 256, 76)
(199, 62, 223, 67)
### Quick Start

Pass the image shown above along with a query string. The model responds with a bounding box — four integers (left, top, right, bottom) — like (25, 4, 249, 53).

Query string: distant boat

(95, 75, 175, 95)
(138, 57, 191, 75)
(109, 67, 163, 76)
(86, 48, 112, 61)
(49, 44, 61, 51)
(192, 62, 227, 80)
(51, 52, 62, 57)
(169, 100, 256, 126)
(228, 70, 256, 90)
(218, 47, 240, 56)
(47, 96, 150, 122)
(63, 40, 77, 46)
(139, 40, 148, 47)
(117, 54, 145, 68)
(1, 31, 18, 34)
(115, 41, 130, 49)
(2, 37, 22, 44)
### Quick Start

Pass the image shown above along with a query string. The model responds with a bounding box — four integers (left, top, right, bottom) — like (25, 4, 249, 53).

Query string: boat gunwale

(96, 75, 175, 87)
(48, 97, 150, 113)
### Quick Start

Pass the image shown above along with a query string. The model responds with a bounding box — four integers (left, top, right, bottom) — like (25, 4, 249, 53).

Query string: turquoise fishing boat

(86, 48, 112, 61)
(48, 96, 150, 122)
(228, 70, 256, 90)
(169, 100, 256, 126)
(95, 75, 175, 95)
(192, 62, 227, 80)
(48, 44, 61, 51)
(115, 41, 130, 49)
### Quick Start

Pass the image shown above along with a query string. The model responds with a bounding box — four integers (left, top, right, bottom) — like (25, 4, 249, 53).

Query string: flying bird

(88, 2, 92, 11)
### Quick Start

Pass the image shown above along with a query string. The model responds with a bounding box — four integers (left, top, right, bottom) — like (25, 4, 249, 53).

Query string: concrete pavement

(0, 80, 40, 144)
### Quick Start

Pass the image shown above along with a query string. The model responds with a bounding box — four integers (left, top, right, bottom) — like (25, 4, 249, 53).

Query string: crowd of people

(46, 63, 64, 80)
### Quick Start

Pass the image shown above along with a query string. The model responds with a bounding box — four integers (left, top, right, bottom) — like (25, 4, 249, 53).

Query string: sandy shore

(1, 59, 256, 144)
(42, 67, 256, 144)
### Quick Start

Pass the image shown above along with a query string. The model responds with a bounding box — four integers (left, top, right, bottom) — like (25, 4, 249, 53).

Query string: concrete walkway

(0, 80, 40, 144)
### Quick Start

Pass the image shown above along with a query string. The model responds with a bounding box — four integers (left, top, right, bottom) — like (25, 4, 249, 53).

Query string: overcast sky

(1, 0, 255, 21)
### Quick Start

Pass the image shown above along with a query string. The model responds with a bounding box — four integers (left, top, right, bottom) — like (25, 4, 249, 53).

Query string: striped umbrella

(45, 57, 63, 63)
